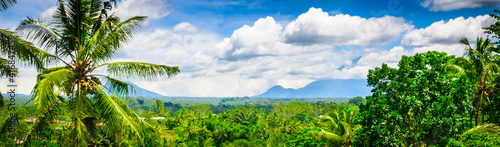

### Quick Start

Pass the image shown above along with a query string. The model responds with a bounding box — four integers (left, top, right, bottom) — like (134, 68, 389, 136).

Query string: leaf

(102, 62, 179, 79)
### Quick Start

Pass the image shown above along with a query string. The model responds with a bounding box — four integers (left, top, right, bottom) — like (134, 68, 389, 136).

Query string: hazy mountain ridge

(255, 79, 371, 98)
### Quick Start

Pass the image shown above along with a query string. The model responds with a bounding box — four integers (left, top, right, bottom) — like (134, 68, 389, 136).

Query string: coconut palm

(17, 0, 179, 146)
(310, 109, 361, 146)
(452, 37, 499, 126)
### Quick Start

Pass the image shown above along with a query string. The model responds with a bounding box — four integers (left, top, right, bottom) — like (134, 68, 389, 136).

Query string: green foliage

(348, 96, 364, 106)
(458, 132, 500, 146)
(354, 51, 475, 146)
(445, 124, 500, 147)
(163, 101, 348, 147)
(484, 9, 500, 45)
(4, 0, 179, 146)
(288, 128, 327, 147)
(454, 37, 499, 126)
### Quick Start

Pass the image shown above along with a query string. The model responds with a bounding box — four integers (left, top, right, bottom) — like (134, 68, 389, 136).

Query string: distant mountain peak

(338, 56, 362, 70)
(108, 82, 164, 97)
(255, 79, 371, 98)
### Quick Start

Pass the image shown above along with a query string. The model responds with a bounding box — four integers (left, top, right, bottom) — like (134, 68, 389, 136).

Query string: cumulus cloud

(173, 22, 200, 33)
(282, 7, 412, 46)
(412, 44, 465, 56)
(40, 6, 57, 20)
(420, 0, 500, 11)
(114, 0, 171, 22)
(402, 15, 496, 56)
(215, 16, 330, 60)
(402, 15, 496, 46)
(216, 8, 412, 61)
(358, 46, 410, 67)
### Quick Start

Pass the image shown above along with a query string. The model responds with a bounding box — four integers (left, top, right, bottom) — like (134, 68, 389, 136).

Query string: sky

(1, 0, 500, 97)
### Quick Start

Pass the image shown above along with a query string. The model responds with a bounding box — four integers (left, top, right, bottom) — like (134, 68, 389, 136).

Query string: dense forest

(1, 0, 500, 146)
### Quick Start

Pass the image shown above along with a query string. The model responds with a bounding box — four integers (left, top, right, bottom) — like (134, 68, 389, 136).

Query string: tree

(16, 0, 179, 146)
(155, 99, 170, 117)
(484, 9, 500, 45)
(453, 37, 499, 125)
(354, 51, 474, 146)
(311, 109, 360, 146)
(483, 9, 500, 126)
(348, 96, 364, 106)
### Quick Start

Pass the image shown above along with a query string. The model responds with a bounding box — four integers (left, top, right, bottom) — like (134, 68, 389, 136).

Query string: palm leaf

(0, 29, 58, 69)
(463, 123, 500, 134)
(16, 17, 59, 49)
(95, 75, 157, 98)
(83, 16, 146, 63)
(102, 62, 179, 79)
(0, 57, 15, 77)
(309, 129, 342, 146)
(93, 83, 143, 141)
(31, 67, 75, 113)
(25, 97, 63, 143)
(68, 118, 90, 147)
(0, 91, 3, 108)
(0, 0, 17, 11)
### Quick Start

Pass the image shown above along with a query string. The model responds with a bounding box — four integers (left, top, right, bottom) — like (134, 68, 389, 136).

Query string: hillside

(255, 79, 371, 98)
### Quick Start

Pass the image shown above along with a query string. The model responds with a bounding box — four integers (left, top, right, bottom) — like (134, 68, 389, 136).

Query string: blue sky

(1, 0, 500, 97)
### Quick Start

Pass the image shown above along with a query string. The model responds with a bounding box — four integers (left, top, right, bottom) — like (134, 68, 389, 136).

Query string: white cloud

(0, 67, 38, 95)
(402, 15, 496, 58)
(420, 0, 500, 11)
(358, 46, 410, 67)
(412, 44, 465, 56)
(114, 0, 171, 23)
(173, 22, 200, 33)
(215, 16, 330, 60)
(282, 7, 412, 46)
(40, 6, 57, 20)
(402, 15, 496, 47)
(215, 8, 412, 60)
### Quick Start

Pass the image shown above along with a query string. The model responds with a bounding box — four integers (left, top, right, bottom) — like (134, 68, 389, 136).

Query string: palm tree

(453, 37, 499, 126)
(16, 0, 179, 146)
(311, 109, 361, 146)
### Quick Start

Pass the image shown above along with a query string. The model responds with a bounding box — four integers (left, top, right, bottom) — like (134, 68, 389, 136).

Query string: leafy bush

(354, 51, 475, 146)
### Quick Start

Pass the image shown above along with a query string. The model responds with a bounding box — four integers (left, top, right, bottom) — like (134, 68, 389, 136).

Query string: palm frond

(102, 62, 179, 79)
(0, 91, 3, 108)
(463, 123, 500, 134)
(67, 83, 97, 119)
(0, 0, 17, 11)
(93, 83, 143, 141)
(31, 67, 75, 113)
(16, 17, 60, 49)
(83, 16, 146, 63)
(97, 75, 136, 98)
(1, 29, 58, 70)
(25, 98, 62, 143)
(309, 129, 342, 146)
(0, 57, 15, 78)
(68, 118, 90, 147)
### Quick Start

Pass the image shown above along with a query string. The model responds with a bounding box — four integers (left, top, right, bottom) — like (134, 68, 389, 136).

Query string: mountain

(337, 56, 362, 70)
(255, 79, 371, 98)
(1, 93, 31, 97)
(1, 82, 162, 98)
(121, 82, 165, 97)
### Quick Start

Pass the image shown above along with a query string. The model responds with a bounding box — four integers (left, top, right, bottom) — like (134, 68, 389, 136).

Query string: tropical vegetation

(1, 0, 500, 146)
